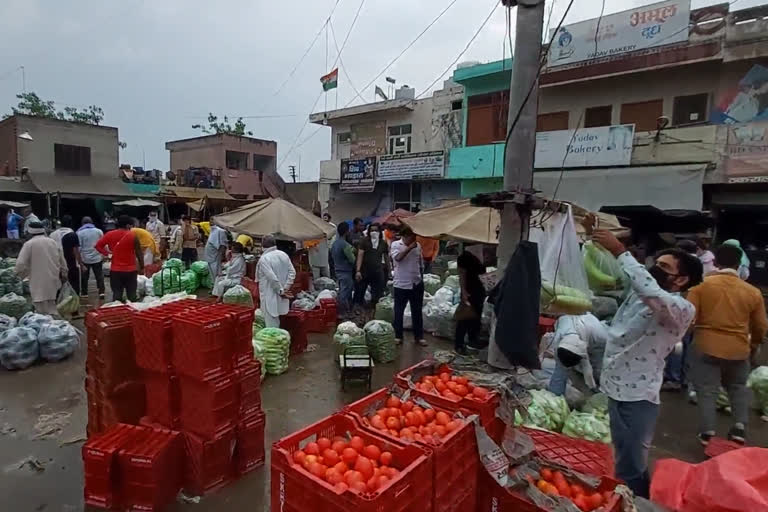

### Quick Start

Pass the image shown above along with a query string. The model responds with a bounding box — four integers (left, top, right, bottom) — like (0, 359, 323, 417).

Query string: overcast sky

(0, 0, 761, 181)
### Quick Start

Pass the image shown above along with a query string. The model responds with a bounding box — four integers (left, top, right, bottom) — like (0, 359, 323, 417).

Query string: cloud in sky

(0, 0, 760, 181)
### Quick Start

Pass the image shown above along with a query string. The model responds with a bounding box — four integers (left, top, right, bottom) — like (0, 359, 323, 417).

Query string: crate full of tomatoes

(344, 387, 478, 512)
(395, 360, 498, 426)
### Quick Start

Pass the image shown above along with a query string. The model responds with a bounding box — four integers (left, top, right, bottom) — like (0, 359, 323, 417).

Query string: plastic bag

(432, 286, 455, 306)
(253, 309, 266, 333)
(364, 320, 397, 363)
(529, 206, 592, 315)
(314, 277, 337, 292)
(163, 258, 184, 272)
(19, 311, 53, 334)
(0, 326, 39, 370)
(0, 313, 16, 333)
(514, 389, 570, 432)
(136, 275, 148, 298)
(251, 336, 268, 381)
(0, 293, 31, 319)
(153, 268, 182, 296)
(292, 298, 316, 311)
(334, 321, 367, 358)
(651, 448, 768, 512)
(314, 289, 337, 306)
(583, 241, 624, 292)
(443, 274, 460, 292)
(561, 410, 611, 443)
(180, 270, 199, 295)
(423, 274, 442, 295)
(57, 282, 80, 317)
(254, 327, 290, 375)
(223, 285, 254, 308)
(190, 261, 209, 276)
(748, 366, 768, 417)
(38, 320, 79, 362)
(374, 296, 394, 324)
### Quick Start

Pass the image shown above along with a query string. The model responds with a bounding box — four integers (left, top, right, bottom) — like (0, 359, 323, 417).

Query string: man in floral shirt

(589, 224, 702, 498)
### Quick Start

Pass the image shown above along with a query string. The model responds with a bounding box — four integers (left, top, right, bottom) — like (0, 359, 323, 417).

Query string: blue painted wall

(446, 144, 505, 180)
(125, 183, 160, 195)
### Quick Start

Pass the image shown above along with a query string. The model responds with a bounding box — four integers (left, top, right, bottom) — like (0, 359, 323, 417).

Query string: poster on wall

(378, 151, 445, 181)
(711, 64, 768, 125)
(547, 0, 690, 68)
(535, 124, 635, 168)
(350, 121, 387, 158)
(723, 121, 768, 182)
(340, 157, 376, 192)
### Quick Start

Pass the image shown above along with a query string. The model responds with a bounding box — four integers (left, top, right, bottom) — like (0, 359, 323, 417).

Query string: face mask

(370, 232, 380, 242)
(649, 264, 677, 290)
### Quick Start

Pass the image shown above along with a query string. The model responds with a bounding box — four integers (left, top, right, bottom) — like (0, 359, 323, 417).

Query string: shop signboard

(350, 121, 387, 158)
(723, 121, 768, 182)
(340, 157, 376, 192)
(711, 64, 768, 125)
(534, 124, 635, 169)
(547, 0, 690, 68)
(377, 151, 445, 181)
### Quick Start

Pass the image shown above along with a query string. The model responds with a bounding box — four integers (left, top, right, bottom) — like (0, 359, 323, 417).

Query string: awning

(159, 186, 236, 201)
(0, 200, 30, 208)
(0, 177, 41, 194)
(113, 198, 162, 207)
(29, 173, 143, 198)
(533, 164, 706, 212)
(187, 199, 205, 211)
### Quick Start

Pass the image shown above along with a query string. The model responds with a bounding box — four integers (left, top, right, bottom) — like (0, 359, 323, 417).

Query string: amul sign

(547, 0, 690, 67)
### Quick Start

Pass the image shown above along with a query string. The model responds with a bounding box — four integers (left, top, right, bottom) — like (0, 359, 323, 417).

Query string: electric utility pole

(497, 0, 545, 272)
(288, 165, 297, 183)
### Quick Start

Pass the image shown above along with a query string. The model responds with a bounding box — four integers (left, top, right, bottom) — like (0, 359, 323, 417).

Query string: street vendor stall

(212, 197, 334, 241)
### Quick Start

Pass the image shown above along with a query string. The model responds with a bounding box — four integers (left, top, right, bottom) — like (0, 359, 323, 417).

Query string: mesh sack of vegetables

(292, 298, 316, 311)
(334, 321, 367, 358)
(562, 410, 611, 443)
(250, 335, 268, 381)
(200, 272, 214, 289)
(0, 326, 39, 370)
(253, 309, 266, 333)
(254, 327, 290, 375)
(443, 274, 460, 292)
(582, 241, 625, 292)
(152, 268, 182, 296)
(581, 392, 609, 422)
(19, 311, 53, 334)
(364, 320, 396, 363)
(514, 389, 570, 432)
(0, 313, 16, 333)
(180, 270, 199, 294)
(748, 366, 768, 418)
(56, 282, 80, 317)
(1, 258, 16, 269)
(314, 277, 337, 292)
(0, 293, 31, 319)
(38, 320, 79, 362)
(223, 284, 254, 308)
(374, 296, 394, 324)
(423, 273, 442, 295)
(190, 261, 210, 276)
(435, 303, 457, 339)
(163, 258, 184, 272)
(432, 286, 455, 306)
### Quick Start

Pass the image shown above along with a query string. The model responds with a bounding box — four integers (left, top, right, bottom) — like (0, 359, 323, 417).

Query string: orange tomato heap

(412, 370, 491, 402)
(292, 435, 401, 494)
(533, 468, 614, 512)
(364, 395, 463, 443)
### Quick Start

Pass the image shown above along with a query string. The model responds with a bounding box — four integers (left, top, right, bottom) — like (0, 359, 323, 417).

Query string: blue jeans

(337, 271, 354, 316)
(608, 399, 659, 499)
(548, 360, 569, 395)
(664, 332, 692, 384)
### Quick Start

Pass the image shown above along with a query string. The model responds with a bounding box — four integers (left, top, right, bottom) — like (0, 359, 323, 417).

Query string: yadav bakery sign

(547, 0, 690, 67)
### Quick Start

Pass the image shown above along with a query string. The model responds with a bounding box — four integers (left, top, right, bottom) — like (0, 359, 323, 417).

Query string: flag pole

(324, 20, 329, 112)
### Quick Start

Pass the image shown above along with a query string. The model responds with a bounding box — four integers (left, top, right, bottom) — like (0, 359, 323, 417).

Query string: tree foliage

(192, 113, 253, 136)
(5, 92, 104, 125)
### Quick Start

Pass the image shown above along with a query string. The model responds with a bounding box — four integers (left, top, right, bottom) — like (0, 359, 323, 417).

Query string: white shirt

(226, 253, 246, 281)
(256, 246, 297, 317)
(145, 218, 165, 245)
(23, 213, 40, 235)
(390, 240, 423, 290)
(49, 227, 73, 246)
(600, 252, 695, 404)
(77, 226, 104, 265)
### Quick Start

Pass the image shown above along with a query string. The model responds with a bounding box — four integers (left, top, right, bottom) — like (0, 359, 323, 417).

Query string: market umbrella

(212, 197, 335, 241)
(375, 208, 414, 227)
(112, 198, 162, 207)
(402, 200, 500, 244)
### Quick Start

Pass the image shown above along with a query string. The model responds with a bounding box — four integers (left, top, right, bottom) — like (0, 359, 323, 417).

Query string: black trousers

(81, 262, 105, 295)
(111, 270, 138, 302)
(354, 271, 385, 306)
(67, 267, 81, 296)
(393, 282, 424, 340)
(455, 318, 482, 350)
(181, 247, 197, 268)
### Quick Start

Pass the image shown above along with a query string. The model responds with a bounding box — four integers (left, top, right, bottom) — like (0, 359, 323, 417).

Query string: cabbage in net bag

(561, 410, 611, 443)
(254, 327, 291, 375)
(364, 320, 396, 363)
(334, 321, 367, 358)
(19, 311, 52, 334)
(529, 206, 592, 315)
(748, 366, 768, 418)
(253, 309, 266, 333)
(374, 296, 394, 324)
(190, 261, 209, 276)
(514, 389, 570, 432)
(314, 277, 337, 292)
(180, 270, 199, 295)
(251, 335, 268, 381)
(423, 274, 442, 295)
(583, 241, 625, 292)
(0, 326, 39, 370)
(0, 313, 16, 333)
(153, 268, 182, 296)
(56, 282, 80, 317)
(163, 258, 184, 272)
(38, 320, 79, 362)
(0, 293, 31, 319)
(223, 284, 254, 308)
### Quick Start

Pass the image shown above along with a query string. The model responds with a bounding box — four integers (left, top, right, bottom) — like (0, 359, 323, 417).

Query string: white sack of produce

(0, 314, 16, 333)
(222, 285, 254, 308)
(0, 326, 39, 370)
(314, 277, 337, 292)
(56, 282, 80, 317)
(432, 286, 455, 306)
(423, 274, 442, 295)
(514, 389, 570, 432)
(403, 304, 412, 330)
(314, 289, 337, 306)
(374, 296, 394, 324)
(582, 241, 624, 292)
(38, 320, 79, 362)
(561, 410, 611, 443)
(136, 275, 149, 297)
(423, 301, 456, 338)
(443, 274, 460, 292)
(292, 298, 316, 311)
(19, 311, 52, 334)
(334, 321, 367, 357)
(0, 293, 31, 319)
(364, 320, 397, 363)
(253, 327, 291, 375)
(747, 366, 768, 419)
(250, 335, 268, 381)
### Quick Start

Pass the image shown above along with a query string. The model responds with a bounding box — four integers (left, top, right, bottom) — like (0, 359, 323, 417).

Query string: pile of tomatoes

(532, 468, 614, 512)
(292, 435, 400, 494)
(411, 370, 491, 402)
(363, 395, 464, 443)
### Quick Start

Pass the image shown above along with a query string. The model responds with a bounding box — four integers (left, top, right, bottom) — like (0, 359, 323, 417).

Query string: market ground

(1, 302, 767, 512)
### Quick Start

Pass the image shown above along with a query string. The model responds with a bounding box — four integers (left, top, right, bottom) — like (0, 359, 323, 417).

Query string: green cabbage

(374, 296, 394, 324)
(254, 327, 290, 375)
(581, 392, 609, 423)
(562, 410, 611, 443)
(163, 258, 184, 271)
(190, 261, 209, 276)
(515, 389, 570, 432)
(180, 270, 199, 294)
(748, 366, 768, 416)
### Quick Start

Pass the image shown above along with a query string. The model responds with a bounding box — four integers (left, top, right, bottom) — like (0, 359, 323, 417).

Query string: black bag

(488, 241, 541, 369)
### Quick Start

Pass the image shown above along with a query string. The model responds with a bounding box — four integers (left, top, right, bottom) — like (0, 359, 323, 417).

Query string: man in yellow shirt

(687, 244, 768, 446)
(131, 227, 160, 265)
(236, 233, 254, 253)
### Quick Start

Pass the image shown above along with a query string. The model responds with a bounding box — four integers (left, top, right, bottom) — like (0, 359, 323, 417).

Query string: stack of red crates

(282, 309, 308, 355)
(85, 306, 144, 436)
(319, 297, 337, 329)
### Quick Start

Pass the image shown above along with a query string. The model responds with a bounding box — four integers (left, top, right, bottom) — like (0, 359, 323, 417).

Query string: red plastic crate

(305, 307, 326, 333)
(344, 388, 478, 512)
(143, 371, 180, 429)
(83, 423, 145, 509)
(97, 381, 147, 432)
(203, 303, 255, 367)
(86, 305, 133, 331)
(183, 429, 235, 495)
(271, 413, 433, 512)
(132, 309, 177, 373)
(179, 374, 238, 439)
(88, 320, 139, 392)
(234, 410, 266, 476)
(282, 310, 308, 355)
(319, 298, 337, 327)
(235, 361, 262, 418)
(117, 428, 183, 511)
(172, 313, 234, 381)
(394, 360, 500, 427)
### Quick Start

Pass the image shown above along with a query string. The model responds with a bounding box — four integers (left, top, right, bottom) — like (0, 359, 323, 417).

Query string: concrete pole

(496, 0, 545, 272)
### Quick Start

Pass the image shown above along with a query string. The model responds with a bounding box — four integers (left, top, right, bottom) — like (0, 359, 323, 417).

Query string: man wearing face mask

(355, 222, 389, 307)
(587, 219, 702, 499)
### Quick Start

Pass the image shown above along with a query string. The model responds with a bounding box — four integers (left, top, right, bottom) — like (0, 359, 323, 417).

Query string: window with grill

(388, 124, 412, 154)
(673, 93, 709, 126)
(54, 144, 91, 172)
(536, 111, 570, 132)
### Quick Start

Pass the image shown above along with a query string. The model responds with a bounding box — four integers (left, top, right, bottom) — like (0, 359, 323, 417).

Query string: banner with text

(547, 0, 690, 68)
(340, 157, 376, 192)
(350, 121, 387, 158)
(535, 124, 635, 168)
(377, 151, 445, 181)
(723, 121, 768, 182)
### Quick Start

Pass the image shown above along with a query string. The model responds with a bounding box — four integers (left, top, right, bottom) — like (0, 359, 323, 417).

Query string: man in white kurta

(15, 222, 68, 315)
(145, 211, 165, 247)
(256, 235, 296, 328)
(212, 242, 247, 298)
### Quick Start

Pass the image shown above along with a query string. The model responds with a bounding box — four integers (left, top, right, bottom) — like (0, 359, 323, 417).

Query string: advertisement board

(723, 121, 768, 181)
(535, 124, 635, 168)
(711, 64, 768, 125)
(350, 121, 387, 158)
(377, 151, 445, 181)
(340, 157, 376, 192)
(547, 0, 690, 68)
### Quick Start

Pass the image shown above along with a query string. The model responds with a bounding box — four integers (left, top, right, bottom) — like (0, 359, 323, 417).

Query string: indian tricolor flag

(320, 68, 338, 91)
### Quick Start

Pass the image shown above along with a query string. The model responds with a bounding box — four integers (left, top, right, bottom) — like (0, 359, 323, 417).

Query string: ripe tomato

(413, 410, 426, 426)
(293, 450, 307, 465)
(379, 451, 393, 466)
(308, 462, 327, 478)
(540, 468, 553, 482)
(350, 480, 367, 493)
(434, 425, 447, 438)
(454, 376, 468, 385)
(354, 456, 374, 480)
(385, 416, 399, 430)
(386, 396, 401, 408)
(333, 462, 348, 474)
(552, 471, 567, 488)
(334, 482, 348, 493)
(573, 495, 590, 512)
(377, 475, 390, 489)
(331, 440, 347, 453)
(344, 470, 364, 485)
(472, 387, 490, 399)
(388, 407, 401, 418)
(587, 493, 604, 509)
(439, 372, 451, 382)
(349, 436, 365, 452)
(570, 483, 585, 496)
(325, 468, 344, 485)
(304, 442, 320, 455)
(445, 420, 460, 432)
(377, 408, 389, 419)
(445, 381, 458, 392)
(370, 415, 386, 431)
(554, 481, 571, 498)
(536, 479, 549, 492)
(404, 411, 416, 427)
(454, 384, 469, 397)
(423, 409, 436, 422)
(341, 447, 358, 466)
(362, 445, 381, 461)
(303, 455, 319, 469)
(435, 411, 451, 426)
(322, 449, 340, 467)
(401, 400, 414, 413)
(435, 380, 447, 393)
(367, 475, 382, 492)
(316, 437, 332, 452)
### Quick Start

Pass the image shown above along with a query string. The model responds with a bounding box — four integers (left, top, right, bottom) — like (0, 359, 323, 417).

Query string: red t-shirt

(95, 229, 138, 272)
